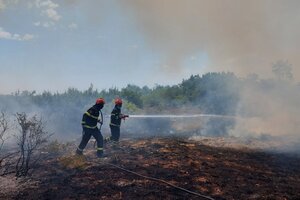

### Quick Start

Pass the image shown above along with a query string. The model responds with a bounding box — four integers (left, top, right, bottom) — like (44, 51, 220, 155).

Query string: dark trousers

(78, 127, 103, 151)
(109, 125, 120, 142)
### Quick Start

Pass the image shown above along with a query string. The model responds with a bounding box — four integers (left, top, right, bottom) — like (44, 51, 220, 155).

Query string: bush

(15, 113, 51, 177)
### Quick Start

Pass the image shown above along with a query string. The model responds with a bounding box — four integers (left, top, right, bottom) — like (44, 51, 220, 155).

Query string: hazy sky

(1, 0, 299, 94)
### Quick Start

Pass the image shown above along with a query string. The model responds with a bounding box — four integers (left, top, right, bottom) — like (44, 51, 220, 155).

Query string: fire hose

(89, 113, 215, 199)
(92, 160, 215, 200)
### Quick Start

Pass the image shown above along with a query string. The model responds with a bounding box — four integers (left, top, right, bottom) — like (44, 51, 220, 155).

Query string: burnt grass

(4, 137, 300, 200)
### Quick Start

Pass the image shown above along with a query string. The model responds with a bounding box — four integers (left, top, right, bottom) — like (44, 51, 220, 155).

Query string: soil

(1, 137, 300, 200)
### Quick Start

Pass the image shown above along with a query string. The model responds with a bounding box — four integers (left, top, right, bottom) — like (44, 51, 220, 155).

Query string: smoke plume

(117, 1, 300, 149)
(119, 0, 300, 80)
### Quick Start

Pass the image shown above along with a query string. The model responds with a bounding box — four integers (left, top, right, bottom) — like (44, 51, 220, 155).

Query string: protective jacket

(110, 106, 122, 127)
(81, 105, 100, 129)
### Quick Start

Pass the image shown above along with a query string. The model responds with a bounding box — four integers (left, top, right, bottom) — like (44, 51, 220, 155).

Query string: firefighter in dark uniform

(76, 98, 105, 157)
(105, 98, 128, 143)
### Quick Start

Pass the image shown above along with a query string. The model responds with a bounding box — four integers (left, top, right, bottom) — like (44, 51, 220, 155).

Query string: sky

(1, 0, 300, 94)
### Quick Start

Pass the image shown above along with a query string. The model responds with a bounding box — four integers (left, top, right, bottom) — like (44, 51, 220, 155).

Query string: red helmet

(115, 98, 122, 105)
(96, 98, 105, 105)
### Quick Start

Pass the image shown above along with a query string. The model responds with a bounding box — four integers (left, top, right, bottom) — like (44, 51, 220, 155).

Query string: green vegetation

(1, 72, 241, 115)
(0, 72, 241, 135)
(0, 69, 298, 137)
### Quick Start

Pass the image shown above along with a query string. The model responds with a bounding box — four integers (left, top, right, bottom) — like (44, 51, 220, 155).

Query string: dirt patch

(1, 137, 300, 200)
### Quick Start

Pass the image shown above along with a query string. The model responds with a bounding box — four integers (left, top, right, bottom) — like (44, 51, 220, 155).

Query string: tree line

(1, 72, 241, 114)
(0, 67, 298, 137)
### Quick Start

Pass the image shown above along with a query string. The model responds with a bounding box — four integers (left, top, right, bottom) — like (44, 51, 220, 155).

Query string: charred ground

(1, 137, 300, 200)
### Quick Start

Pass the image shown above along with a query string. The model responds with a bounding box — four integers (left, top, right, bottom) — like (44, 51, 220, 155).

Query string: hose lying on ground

(93, 160, 215, 200)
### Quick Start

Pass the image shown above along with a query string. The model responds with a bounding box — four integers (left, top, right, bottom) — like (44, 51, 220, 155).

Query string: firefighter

(76, 98, 105, 158)
(105, 98, 128, 143)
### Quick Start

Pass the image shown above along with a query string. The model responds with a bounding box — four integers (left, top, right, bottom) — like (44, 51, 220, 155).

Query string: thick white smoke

(119, 0, 300, 80)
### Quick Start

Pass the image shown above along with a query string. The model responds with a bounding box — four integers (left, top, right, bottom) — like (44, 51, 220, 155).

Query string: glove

(120, 114, 129, 120)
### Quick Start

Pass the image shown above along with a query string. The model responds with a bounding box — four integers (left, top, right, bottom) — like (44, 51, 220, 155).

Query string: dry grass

(59, 155, 88, 170)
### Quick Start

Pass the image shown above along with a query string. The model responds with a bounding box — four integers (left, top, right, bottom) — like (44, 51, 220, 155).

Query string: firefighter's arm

(81, 113, 87, 125)
(120, 114, 129, 120)
(98, 111, 103, 125)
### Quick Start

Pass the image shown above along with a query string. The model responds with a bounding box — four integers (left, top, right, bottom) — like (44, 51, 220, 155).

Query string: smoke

(232, 79, 300, 137)
(1, 79, 300, 153)
(1, 0, 300, 153)
(0, 93, 89, 141)
(119, 0, 300, 80)
(116, 0, 300, 152)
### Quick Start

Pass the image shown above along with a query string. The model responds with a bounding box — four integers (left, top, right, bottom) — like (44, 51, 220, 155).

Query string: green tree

(121, 84, 143, 108)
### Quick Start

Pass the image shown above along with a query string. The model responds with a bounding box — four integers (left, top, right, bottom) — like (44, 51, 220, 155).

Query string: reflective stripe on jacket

(110, 106, 122, 127)
(110, 122, 120, 127)
(81, 105, 99, 129)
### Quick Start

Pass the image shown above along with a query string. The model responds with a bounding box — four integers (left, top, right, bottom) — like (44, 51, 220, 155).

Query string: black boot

(76, 148, 83, 155)
(96, 150, 103, 158)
